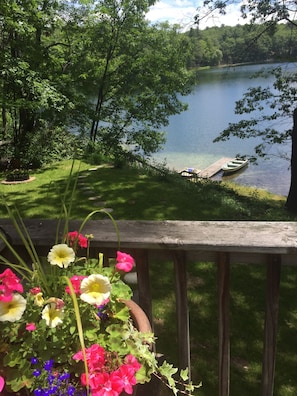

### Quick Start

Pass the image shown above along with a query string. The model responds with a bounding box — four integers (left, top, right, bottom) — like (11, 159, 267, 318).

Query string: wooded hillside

(186, 22, 297, 66)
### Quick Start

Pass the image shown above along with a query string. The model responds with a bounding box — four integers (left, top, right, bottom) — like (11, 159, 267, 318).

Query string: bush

(6, 169, 30, 182)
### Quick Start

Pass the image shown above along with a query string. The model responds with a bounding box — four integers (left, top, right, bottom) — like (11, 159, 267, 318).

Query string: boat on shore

(178, 167, 201, 178)
(221, 158, 248, 174)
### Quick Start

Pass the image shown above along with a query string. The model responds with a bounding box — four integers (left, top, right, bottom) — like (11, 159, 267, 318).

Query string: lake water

(152, 63, 297, 196)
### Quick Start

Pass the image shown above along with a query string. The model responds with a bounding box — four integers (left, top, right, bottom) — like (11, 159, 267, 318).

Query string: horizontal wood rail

(1, 219, 297, 396)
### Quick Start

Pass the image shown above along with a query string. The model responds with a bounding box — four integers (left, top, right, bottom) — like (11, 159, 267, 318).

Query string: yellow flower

(34, 292, 44, 307)
(0, 294, 26, 322)
(80, 274, 111, 305)
(41, 302, 64, 328)
(47, 244, 75, 268)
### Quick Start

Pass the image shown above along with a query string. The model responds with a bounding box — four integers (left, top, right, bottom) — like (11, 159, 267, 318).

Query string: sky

(146, 0, 245, 31)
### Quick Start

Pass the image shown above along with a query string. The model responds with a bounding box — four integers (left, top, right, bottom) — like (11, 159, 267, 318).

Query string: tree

(198, 1, 297, 210)
(0, 0, 76, 166)
(0, 0, 195, 166)
(286, 108, 297, 211)
(71, 1, 195, 157)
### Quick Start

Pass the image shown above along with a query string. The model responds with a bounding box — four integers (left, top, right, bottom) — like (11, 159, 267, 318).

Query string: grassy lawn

(0, 159, 291, 221)
(1, 159, 297, 395)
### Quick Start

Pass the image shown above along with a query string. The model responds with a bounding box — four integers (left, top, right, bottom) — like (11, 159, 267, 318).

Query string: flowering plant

(0, 217, 200, 396)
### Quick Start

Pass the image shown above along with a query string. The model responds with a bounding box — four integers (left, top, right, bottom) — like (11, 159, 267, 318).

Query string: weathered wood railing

(1, 219, 297, 396)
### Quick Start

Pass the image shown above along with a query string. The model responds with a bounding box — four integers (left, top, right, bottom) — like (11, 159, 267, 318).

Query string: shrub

(6, 169, 30, 182)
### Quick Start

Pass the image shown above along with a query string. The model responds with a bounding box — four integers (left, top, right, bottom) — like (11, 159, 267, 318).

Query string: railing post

(218, 252, 230, 396)
(173, 251, 191, 378)
(134, 250, 153, 329)
(261, 254, 281, 396)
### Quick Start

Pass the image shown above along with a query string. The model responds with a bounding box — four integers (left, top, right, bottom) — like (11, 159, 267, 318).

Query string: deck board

(199, 157, 233, 178)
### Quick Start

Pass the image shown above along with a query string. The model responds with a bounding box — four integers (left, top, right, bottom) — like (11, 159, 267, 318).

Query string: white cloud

(147, 1, 196, 31)
(147, 1, 246, 31)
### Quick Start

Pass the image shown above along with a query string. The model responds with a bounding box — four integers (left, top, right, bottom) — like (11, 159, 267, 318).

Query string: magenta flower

(90, 372, 124, 396)
(30, 287, 41, 295)
(0, 285, 13, 302)
(115, 364, 138, 394)
(67, 231, 88, 249)
(115, 251, 135, 273)
(124, 354, 142, 372)
(0, 375, 5, 392)
(0, 269, 23, 301)
(26, 322, 36, 331)
(65, 275, 86, 295)
(73, 345, 140, 396)
(73, 344, 105, 371)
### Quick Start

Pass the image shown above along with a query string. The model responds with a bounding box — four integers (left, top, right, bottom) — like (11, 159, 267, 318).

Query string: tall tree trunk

(1, 107, 7, 139)
(285, 108, 297, 212)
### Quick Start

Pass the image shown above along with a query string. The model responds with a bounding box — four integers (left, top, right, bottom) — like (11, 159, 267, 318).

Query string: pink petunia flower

(67, 231, 88, 249)
(26, 323, 36, 331)
(65, 275, 86, 294)
(0, 375, 5, 392)
(0, 268, 23, 291)
(30, 287, 41, 295)
(115, 251, 135, 273)
(0, 285, 13, 302)
(0, 269, 23, 301)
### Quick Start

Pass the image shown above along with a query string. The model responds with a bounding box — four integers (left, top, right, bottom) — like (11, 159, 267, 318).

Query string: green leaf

(69, 326, 76, 335)
(113, 305, 130, 321)
(180, 367, 189, 381)
(159, 360, 178, 378)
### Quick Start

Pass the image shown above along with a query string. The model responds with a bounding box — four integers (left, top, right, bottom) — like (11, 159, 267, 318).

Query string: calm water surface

(152, 63, 297, 196)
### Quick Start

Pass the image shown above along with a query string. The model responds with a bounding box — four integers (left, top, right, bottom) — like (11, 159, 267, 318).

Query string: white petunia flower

(80, 274, 111, 306)
(0, 293, 26, 322)
(47, 244, 75, 268)
(42, 303, 64, 328)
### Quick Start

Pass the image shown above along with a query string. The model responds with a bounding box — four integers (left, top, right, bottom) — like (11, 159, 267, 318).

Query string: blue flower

(97, 305, 108, 320)
(44, 359, 54, 371)
(50, 385, 58, 393)
(67, 385, 76, 395)
(47, 373, 55, 385)
(33, 369, 42, 377)
(31, 357, 39, 365)
(59, 372, 70, 381)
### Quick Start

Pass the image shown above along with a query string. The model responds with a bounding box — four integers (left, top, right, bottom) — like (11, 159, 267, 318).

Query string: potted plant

(0, 220, 201, 396)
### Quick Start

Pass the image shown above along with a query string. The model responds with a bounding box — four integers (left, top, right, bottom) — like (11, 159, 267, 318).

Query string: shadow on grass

(149, 260, 297, 396)
(0, 161, 292, 221)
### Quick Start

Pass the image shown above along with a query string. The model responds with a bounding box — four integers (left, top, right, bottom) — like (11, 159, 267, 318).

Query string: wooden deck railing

(1, 219, 297, 396)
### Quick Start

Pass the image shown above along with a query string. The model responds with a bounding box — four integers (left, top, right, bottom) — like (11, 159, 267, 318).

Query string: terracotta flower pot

(122, 299, 152, 333)
(121, 299, 152, 396)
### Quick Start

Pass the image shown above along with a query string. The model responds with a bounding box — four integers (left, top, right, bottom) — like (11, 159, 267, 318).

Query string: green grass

(1, 159, 297, 395)
(151, 261, 297, 396)
(0, 159, 292, 221)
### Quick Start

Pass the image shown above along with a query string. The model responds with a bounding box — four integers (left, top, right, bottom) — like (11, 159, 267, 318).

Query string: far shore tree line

(187, 21, 297, 67)
(1, 0, 297, 211)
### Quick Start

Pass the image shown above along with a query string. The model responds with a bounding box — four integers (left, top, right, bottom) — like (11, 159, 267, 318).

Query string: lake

(152, 63, 297, 196)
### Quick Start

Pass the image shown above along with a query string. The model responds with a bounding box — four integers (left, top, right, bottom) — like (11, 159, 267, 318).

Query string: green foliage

(214, 65, 295, 161)
(0, 0, 195, 164)
(5, 169, 30, 181)
(188, 19, 297, 66)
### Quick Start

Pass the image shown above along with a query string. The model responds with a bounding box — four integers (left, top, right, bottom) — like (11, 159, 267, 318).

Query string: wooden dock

(198, 157, 233, 178)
